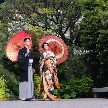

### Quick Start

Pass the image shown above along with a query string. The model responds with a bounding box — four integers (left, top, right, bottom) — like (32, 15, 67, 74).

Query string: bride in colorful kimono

(39, 42, 60, 101)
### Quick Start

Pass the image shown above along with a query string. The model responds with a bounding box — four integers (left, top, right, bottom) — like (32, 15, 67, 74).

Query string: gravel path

(0, 98, 108, 108)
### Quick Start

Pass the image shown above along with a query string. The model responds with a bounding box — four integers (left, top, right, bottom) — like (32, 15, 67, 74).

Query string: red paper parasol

(39, 35, 68, 64)
(6, 31, 32, 62)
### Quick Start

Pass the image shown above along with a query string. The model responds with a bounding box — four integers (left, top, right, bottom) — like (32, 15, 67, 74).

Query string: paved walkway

(0, 98, 108, 108)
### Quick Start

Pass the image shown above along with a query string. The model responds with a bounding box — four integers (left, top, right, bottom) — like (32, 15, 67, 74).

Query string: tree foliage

(0, 0, 82, 45)
(79, 0, 108, 87)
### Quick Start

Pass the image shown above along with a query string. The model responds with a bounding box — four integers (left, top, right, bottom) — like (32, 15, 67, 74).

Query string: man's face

(24, 39, 30, 46)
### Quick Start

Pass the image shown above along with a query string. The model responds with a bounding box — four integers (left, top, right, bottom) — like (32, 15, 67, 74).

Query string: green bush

(33, 74, 42, 98)
(54, 75, 93, 99)
(0, 64, 19, 96)
(0, 75, 13, 99)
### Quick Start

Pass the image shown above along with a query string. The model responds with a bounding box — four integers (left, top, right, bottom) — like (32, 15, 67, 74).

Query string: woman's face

(44, 44, 49, 51)
(24, 39, 30, 46)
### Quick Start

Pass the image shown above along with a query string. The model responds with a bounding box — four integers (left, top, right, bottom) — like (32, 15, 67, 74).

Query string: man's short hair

(24, 38, 30, 42)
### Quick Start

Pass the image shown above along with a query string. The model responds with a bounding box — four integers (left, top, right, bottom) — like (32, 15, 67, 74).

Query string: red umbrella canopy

(39, 35, 68, 64)
(6, 31, 32, 62)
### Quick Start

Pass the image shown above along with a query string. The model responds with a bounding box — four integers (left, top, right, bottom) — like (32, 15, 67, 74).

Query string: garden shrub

(54, 75, 93, 99)
(0, 75, 13, 99)
(33, 74, 42, 98)
(0, 64, 19, 96)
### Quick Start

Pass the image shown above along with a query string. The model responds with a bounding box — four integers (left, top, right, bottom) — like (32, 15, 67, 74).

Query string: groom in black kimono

(18, 38, 35, 101)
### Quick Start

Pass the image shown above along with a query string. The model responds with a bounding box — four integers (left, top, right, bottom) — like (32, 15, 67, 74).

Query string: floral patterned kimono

(40, 51, 60, 100)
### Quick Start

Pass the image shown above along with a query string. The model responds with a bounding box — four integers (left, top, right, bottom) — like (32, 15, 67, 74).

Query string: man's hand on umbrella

(25, 49, 30, 57)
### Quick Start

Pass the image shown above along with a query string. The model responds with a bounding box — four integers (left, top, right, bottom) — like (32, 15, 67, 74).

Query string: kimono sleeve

(39, 54, 44, 72)
(32, 56, 36, 69)
(18, 49, 27, 66)
(40, 54, 44, 62)
(50, 52, 57, 64)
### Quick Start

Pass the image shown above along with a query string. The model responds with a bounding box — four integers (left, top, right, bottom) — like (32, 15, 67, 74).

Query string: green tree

(79, 0, 108, 87)
(0, 21, 8, 62)
(0, 0, 82, 45)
